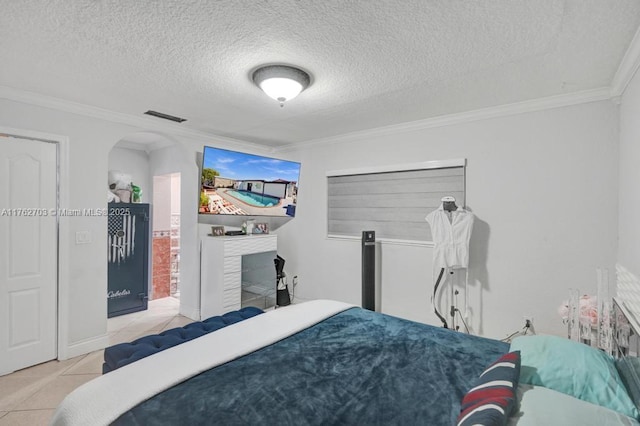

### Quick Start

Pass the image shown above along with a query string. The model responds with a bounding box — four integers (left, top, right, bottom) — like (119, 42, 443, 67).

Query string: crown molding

(274, 87, 612, 153)
(611, 25, 640, 97)
(0, 85, 269, 153)
(0, 83, 616, 156)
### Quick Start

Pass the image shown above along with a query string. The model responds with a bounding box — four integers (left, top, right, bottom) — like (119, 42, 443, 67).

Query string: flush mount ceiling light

(252, 65, 311, 107)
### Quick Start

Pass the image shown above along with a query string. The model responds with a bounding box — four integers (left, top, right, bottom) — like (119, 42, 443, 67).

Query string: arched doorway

(107, 131, 198, 323)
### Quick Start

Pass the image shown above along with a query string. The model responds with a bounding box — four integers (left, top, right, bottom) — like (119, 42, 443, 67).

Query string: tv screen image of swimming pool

(227, 190, 280, 207)
(198, 145, 301, 218)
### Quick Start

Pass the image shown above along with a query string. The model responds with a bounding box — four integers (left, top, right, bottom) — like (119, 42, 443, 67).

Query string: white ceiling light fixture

(252, 65, 311, 107)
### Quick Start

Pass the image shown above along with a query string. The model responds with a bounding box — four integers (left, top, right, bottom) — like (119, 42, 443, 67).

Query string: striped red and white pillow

(457, 351, 521, 426)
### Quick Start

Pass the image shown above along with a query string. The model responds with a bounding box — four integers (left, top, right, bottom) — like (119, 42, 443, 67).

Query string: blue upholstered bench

(103, 306, 264, 374)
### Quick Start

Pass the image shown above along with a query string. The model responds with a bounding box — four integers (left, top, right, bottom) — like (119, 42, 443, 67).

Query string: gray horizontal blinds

(327, 166, 465, 241)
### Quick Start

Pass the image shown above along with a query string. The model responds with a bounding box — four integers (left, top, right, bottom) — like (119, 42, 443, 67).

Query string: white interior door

(0, 136, 57, 375)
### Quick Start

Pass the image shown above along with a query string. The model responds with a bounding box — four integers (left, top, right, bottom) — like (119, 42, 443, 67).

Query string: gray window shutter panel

(327, 167, 464, 241)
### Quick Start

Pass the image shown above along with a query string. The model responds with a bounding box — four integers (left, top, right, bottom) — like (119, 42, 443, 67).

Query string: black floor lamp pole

(362, 231, 376, 310)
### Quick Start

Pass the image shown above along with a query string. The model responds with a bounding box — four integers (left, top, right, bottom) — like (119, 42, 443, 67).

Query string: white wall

(0, 92, 622, 355)
(619, 70, 640, 277)
(277, 100, 620, 339)
(152, 174, 172, 231)
(108, 147, 151, 203)
(0, 98, 233, 358)
(0, 99, 140, 356)
(171, 174, 181, 216)
(148, 145, 201, 320)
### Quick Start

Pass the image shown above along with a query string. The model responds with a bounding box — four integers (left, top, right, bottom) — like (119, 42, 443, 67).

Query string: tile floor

(0, 297, 188, 426)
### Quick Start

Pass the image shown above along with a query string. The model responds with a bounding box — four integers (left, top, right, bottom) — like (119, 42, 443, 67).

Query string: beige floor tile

(143, 309, 180, 319)
(0, 409, 55, 426)
(9, 356, 85, 378)
(106, 314, 187, 344)
(62, 351, 104, 375)
(14, 374, 98, 410)
(106, 313, 140, 332)
(161, 315, 195, 331)
(125, 316, 174, 332)
(0, 376, 50, 411)
(108, 329, 158, 346)
(106, 299, 178, 332)
(0, 299, 176, 418)
(149, 297, 179, 308)
(148, 297, 179, 306)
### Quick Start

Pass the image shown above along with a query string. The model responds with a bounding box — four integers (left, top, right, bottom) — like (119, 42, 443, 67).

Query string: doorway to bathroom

(152, 173, 181, 299)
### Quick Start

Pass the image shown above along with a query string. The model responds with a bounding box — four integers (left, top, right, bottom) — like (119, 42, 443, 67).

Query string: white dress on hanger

(425, 204, 474, 269)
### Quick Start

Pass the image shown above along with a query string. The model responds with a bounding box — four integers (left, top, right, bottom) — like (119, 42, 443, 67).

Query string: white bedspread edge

(50, 299, 355, 426)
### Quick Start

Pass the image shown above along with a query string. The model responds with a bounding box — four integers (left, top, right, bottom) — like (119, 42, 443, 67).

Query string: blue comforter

(113, 307, 508, 426)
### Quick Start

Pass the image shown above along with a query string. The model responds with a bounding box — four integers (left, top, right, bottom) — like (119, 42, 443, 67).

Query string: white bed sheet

(508, 384, 640, 426)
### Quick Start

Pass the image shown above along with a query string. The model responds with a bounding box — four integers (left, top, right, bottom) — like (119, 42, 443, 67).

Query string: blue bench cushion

(103, 307, 264, 374)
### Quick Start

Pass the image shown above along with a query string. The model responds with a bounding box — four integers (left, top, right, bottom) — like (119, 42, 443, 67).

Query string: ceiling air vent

(144, 110, 187, 123)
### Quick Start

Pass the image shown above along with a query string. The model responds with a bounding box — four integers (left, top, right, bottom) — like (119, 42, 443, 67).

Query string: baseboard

(59, 333, 110, 360)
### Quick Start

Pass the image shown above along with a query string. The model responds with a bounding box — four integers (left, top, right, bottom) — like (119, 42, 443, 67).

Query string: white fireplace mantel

(200, 234, 277, 319)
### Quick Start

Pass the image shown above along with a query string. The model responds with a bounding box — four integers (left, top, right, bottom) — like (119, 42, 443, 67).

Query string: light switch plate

(75, 231, 92, 244)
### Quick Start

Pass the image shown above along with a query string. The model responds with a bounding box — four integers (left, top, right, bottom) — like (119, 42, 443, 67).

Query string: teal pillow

(510, 335, 638, 419)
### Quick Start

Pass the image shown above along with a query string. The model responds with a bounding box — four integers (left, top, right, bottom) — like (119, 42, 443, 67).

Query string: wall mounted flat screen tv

(200, 146, 301, 217)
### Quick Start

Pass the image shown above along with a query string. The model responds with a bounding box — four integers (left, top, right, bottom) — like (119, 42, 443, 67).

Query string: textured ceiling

(2, 0, 640, 147)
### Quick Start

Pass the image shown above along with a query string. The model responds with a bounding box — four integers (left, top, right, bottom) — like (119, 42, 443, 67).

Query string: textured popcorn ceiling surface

(2, 1, 640, 147)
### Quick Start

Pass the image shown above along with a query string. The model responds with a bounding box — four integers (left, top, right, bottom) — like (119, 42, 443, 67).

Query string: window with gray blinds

(327, 164, 465, 241)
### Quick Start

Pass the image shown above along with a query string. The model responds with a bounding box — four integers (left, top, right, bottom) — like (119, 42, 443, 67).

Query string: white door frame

(0, 126, 70, 361)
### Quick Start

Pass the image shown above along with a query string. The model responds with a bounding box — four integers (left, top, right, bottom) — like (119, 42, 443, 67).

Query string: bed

(51, 300, 640, 426)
